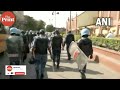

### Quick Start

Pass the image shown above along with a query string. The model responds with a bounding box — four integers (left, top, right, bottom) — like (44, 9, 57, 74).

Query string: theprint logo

(7, 65, 12, 71)
(5, 65, 26, 75)
(0, 11, 16, 26)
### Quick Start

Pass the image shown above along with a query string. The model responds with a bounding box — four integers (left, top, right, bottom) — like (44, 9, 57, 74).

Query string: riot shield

(69, 41, 88, 70)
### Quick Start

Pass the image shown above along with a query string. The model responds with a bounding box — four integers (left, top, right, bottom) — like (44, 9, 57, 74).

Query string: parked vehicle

(0, 24, 9, 55)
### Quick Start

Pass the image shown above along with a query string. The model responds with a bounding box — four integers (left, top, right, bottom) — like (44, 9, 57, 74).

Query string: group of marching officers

(6, 27, 93, 79)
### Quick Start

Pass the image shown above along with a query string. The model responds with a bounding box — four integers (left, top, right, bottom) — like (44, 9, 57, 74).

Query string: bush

(90, 37, 120, 52)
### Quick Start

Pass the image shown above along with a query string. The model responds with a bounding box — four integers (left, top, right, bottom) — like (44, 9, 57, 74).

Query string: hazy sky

(24, 11, 84, 28)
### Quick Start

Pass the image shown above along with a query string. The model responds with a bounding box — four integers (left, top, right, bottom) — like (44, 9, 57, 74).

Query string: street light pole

(70, 11, 71, 31)
(55, 11, 56, 27)
(52, 11, 59, 29)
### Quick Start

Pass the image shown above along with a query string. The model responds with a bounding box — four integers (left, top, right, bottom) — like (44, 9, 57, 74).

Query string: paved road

(0, 53, 10, 79)
(0, 49, 120, 79)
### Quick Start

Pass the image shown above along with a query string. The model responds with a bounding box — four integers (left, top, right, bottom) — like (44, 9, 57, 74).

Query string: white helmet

(10, 27, 18, 34)
(80, 28, 90, 36)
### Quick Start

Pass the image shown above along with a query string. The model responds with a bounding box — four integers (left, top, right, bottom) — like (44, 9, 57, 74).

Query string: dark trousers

(66, 45, 71, 60)
(34, 54, 47, 79)
(79, 55, 88, 79)
(79, 64, 87, 79)
(82, 64, 87, 73)
(52, 50, 61, 67)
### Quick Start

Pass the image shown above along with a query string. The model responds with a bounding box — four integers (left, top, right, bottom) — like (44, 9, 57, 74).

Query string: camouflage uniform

(6, 35, 24, 65)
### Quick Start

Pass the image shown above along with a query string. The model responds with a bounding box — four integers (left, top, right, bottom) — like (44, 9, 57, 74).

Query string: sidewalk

(2, 49, 120, 79)
(46, 50, 120, 79)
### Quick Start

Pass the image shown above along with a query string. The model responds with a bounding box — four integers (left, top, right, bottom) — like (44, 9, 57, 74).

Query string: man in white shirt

(105, 31, 115, 38)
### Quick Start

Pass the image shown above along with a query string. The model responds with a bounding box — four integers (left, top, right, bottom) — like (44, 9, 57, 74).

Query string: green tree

(46, 24, 55, 32)
(23, 15, 37, 31)
(13, 19, 23, 29)
(36, 20, 46, 30)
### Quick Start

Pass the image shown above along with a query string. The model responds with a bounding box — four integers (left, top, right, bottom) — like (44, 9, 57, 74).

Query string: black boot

(40, 74, 44, 79)
(57, 64, 59, 69)
(36, 70, 39, 79)
(80, 70, 86, 79)
(82, 65, 87, 73)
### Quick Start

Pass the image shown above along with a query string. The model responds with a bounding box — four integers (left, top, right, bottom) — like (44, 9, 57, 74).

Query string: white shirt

(105, 33, 114, 38)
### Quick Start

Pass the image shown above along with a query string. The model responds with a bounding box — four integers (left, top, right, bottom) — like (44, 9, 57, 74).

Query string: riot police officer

(77, 28, 93, 79)
(6, 27, 24, 65)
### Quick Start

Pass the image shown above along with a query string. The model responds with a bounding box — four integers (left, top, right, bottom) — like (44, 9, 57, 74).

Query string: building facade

(98, 11, 120, 36)
(66, 11, 98, 34)
(66, 11, 120, 36)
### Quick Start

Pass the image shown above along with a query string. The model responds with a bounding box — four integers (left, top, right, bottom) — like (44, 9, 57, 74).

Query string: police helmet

(10, 27, 19, 35)
(80, 28, 90, 37)
(55, 30, 60, 35)
(17, 29, 22, 35)
(39, 29, 45, 35)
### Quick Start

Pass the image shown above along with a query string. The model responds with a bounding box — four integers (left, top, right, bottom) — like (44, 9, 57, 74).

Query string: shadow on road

(94, 55, 99, 63)
(86, 69, 103, 75)
(0, 53, 10, 79)
(60, 58, 75, 63)
(46, 62, 103, 75)
(88, 60, 99, 64)
(47, 58, 75, 64)
(11, 56, 49, 79)
(46, 64, 79, 72)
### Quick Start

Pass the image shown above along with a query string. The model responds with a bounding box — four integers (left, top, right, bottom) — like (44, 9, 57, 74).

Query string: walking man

(51, 30, 64, 70)
(63, 31, 75, 60)
(77, 28, 93, 79)
(6, 27, 24, 65)
(31, 29, 52, 79)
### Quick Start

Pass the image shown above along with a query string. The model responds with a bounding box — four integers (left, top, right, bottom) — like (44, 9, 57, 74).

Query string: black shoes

(79, 70, 86, 79)
(40, 74, 44, 79)
(36, 70, 39, 79)
(57, 64, 59, 69)
(36, 70, 44, 79)
(68, 57, 72, 60)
